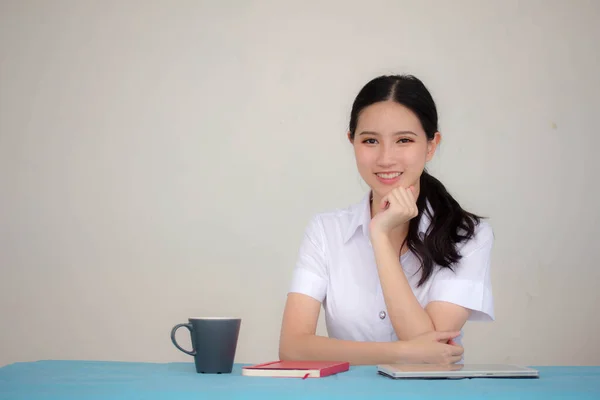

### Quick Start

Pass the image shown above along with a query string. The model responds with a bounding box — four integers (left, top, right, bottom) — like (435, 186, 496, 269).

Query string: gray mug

(171, 317, 241, 374)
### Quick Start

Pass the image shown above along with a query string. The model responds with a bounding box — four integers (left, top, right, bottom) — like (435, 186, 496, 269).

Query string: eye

(362, 138, 378, 144)
(398, 138, 413, 144)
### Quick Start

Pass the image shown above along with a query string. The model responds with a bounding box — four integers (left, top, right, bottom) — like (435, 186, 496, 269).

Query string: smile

(375, 172, 402, 179)
(375, 172, 403, 185)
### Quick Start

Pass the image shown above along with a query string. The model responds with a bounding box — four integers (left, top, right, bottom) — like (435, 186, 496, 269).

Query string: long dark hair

(348, 74, 482, 287)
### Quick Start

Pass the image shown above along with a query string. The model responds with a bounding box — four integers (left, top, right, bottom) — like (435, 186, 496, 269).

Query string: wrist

(393, 340, 414, 364)
(369, 227, 392, 244)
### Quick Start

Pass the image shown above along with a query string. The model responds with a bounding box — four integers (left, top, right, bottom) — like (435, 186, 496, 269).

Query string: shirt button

(379, 311, 386, 319)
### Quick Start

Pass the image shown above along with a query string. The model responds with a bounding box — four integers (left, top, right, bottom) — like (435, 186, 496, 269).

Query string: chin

(371, 187, 390, 200)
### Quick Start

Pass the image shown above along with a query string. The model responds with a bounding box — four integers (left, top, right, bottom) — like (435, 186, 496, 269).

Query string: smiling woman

(278, 74, 494, 366)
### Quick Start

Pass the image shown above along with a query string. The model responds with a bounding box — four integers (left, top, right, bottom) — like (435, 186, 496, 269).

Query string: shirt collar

(343, 191, 373, 244)
(343, 190, 433, 244)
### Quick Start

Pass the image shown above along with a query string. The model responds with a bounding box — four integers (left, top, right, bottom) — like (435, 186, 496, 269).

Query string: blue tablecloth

(1, 361, 599, 399)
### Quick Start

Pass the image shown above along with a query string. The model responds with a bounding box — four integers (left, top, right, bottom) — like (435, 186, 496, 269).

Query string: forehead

(356, 101, 424, 134)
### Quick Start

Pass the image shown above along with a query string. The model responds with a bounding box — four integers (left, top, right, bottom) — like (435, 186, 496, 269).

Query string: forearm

(279, 334, 404, 366)
(371, 232, 434, 340)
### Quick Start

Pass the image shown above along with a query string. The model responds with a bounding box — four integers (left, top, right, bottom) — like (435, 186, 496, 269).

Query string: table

(1, 361, 599, 399)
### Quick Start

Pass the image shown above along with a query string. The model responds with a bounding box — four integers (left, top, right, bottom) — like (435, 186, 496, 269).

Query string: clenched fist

(369, 186, 418, 236)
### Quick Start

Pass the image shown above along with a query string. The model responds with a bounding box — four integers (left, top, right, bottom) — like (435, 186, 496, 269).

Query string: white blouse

(288, 191, 494, 346)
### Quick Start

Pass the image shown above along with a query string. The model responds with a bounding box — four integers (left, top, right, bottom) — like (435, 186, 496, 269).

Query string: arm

(278, 293, 463, 365)
(281, 212, 467, 365)
(371, 231, 470, 341)
(369, 187, 473, 341)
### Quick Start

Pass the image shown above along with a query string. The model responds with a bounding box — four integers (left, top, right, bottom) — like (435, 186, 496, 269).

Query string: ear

(347, 131, 354, 144)
(426, 132, 441, 162)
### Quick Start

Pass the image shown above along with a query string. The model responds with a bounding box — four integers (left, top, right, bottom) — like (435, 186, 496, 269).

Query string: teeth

(377, 172, 401, 179)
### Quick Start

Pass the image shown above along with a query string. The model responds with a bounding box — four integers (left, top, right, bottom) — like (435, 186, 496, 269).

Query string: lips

(374, 171, 403, 185)
(375, 172, 402, 179)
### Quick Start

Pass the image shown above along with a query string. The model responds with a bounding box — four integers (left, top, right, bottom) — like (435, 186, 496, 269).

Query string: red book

(241, 360, 350, 378)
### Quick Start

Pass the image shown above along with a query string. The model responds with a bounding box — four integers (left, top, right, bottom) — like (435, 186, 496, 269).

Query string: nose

(376, 143, 396, 167)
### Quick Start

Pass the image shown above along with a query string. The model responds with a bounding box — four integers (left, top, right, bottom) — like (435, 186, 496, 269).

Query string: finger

(451, 345, 464, 356)
(408, 186, 417, 202)
(400, 189, 418, 217)
(391, 188, 404, 207)
(449, 355, 462, 364)
(435, 331, 460, 342)
(390, 187, 403, 202)
(379, 194, 391, 211)
(400, 187, 418, 215)
(397, 187, 412, 208)
(394, 188, 414, 218)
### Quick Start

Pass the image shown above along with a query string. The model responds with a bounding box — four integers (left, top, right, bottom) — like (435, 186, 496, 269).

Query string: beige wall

(1, 0, 599, 367)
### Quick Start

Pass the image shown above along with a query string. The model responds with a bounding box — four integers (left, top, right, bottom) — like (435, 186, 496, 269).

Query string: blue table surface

(1, 361, 599, 400)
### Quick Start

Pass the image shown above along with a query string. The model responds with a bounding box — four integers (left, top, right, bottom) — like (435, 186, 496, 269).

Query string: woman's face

(350, 101, 440, 205)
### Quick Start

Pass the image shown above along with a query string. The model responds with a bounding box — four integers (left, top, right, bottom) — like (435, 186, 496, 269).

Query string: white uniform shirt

(288, 192, 494, 346)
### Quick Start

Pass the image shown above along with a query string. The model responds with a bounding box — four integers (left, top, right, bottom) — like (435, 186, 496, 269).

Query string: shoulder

(457, 218, 494, 258)
(312, 205, 356, 229)
(303, 205, 355, 236)
(301, 195, 369, 243)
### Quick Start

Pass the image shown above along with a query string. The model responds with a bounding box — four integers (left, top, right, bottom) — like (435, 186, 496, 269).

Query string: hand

(369, 186, 418, 236)
(400, 331, 464, 365)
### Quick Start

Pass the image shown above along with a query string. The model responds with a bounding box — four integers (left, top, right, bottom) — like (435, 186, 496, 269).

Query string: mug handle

(170, 323, 196, 356)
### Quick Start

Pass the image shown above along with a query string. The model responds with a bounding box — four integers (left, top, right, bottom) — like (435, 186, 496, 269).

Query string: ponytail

(406, 170, 482, 287)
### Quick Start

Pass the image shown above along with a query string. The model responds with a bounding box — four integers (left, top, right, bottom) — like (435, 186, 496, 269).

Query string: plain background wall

(1, 0, 599, 367)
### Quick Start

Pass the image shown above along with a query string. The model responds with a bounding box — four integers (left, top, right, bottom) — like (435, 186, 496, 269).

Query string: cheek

(354, 147, 372, 169)
(404, 147, 428, 168)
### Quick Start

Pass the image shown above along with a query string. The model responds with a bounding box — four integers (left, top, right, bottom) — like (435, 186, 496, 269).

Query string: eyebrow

(358, 130, 417, 136)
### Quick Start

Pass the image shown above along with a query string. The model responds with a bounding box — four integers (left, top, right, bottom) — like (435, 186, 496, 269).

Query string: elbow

(278, 336, 305, 361)
(278, 339, 289, 360)
(278, 342, 297, 361)
(278, 348, 292, 361)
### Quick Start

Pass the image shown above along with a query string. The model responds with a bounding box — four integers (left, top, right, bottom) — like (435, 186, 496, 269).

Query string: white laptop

(377, 364, 539, 379)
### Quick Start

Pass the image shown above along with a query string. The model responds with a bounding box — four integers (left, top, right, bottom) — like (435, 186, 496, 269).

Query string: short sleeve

(288, 215, 329, 302)
(428, 221, 495, 322)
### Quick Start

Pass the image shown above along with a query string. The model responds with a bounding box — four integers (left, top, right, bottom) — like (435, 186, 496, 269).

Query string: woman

(278, 74, 494, 365)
